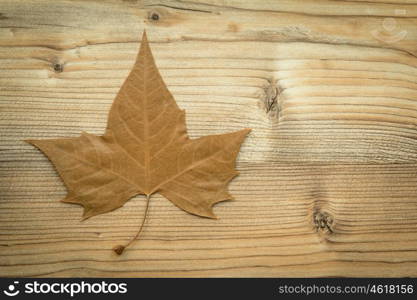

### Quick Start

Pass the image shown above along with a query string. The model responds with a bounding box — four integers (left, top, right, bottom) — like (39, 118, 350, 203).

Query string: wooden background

(1, 0, 417, 277)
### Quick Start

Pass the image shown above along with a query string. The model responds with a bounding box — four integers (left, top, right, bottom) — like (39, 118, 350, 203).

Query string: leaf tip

(243, 128, 252, 135)
(234, 128, 251, 141)
(205, 209, 219, 219)
(24, 139, 36, 145)
(206, 213, 219, 220)
(61, 195, 79, 205)
(80, 215, 89, 222)
(113, 245, 126, 255)
(81, 209, 94, 221)
(140, 30, 149, 47)
(227, 195, 236, 202)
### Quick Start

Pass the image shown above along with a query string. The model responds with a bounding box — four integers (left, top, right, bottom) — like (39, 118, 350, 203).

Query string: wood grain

(1, 0, 417, 277)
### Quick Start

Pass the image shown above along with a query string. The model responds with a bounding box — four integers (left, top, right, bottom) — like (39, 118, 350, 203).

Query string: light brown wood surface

(2, 0, 417, 277)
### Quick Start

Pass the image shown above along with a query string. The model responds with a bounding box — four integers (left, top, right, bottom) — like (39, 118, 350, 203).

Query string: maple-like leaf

(26, 32, 250, 254)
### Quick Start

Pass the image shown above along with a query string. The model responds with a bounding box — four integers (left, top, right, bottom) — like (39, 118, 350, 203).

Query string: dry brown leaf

(26, 32, 250, 254)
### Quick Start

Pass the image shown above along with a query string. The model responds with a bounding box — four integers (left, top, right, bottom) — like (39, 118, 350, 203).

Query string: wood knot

(314, 211, 333, 234)
(150, 12, 160, 21)
(52, 63, 63, 73)
(113, 245, 125, 255)
(261, 79, 281, 119)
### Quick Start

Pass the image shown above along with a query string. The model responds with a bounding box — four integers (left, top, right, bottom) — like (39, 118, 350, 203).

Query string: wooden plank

(1, 0, 417, 277)
(2, 162, 417, 277)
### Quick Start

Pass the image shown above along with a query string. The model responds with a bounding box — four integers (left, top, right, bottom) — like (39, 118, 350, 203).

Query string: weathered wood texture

(2, 0, 417, 277)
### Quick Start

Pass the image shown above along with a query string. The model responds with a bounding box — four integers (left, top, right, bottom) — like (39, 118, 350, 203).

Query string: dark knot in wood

(150, 13, 159, 21)
(261, 80, 281, 119)
(265, 86, 279, 113)
(314, 211, 334, 233)
(53, 63, 63, 73)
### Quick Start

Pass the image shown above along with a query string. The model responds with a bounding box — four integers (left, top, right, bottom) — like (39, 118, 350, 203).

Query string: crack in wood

(145, 3, 214, 14)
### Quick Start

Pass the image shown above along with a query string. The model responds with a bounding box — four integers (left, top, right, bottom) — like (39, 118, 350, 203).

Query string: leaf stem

(113, 194, 151, 255)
